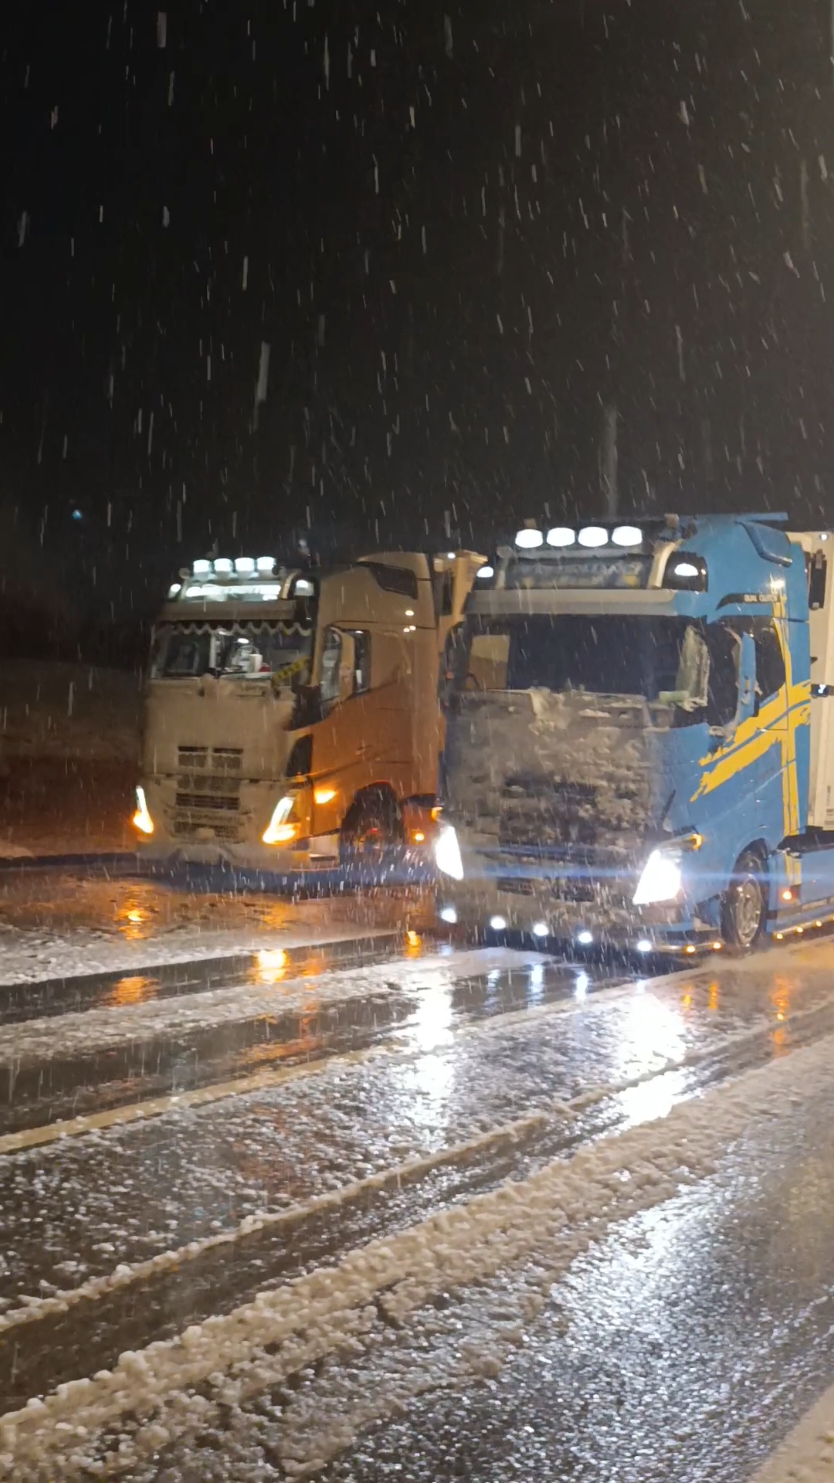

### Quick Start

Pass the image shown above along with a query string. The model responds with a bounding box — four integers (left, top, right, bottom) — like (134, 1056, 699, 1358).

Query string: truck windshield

(454, 614, 711, 711)
(150, 621, 313, 686)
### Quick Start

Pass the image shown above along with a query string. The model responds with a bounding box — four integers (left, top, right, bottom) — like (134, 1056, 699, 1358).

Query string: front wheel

(721, 848, 768, 951)
(339, 789, 404, 872)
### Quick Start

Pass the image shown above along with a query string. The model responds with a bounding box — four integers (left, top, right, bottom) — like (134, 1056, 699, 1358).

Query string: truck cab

(133, 550, 481, 870)
(437, 515, 825, 953)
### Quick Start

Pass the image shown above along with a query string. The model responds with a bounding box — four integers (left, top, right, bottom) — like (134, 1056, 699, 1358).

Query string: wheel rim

(354, 825, 383, 856)
(732, 876, 763, 948)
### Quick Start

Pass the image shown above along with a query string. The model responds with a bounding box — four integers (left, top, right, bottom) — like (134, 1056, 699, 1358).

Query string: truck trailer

(132, 549, 483, 870)
(435, 514, 834, 953)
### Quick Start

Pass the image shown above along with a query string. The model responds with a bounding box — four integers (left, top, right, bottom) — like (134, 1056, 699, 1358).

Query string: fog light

(577, 930, 594, 946)
(532, 921, 549, 938)
(132, 786, 154, 836)
(489, 915, 507, 931)
(411, 830, 426, 844)
(439, 906, 458, 925)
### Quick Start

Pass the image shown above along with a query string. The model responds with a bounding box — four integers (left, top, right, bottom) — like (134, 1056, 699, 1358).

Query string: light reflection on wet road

(2, 900, 834, 1476)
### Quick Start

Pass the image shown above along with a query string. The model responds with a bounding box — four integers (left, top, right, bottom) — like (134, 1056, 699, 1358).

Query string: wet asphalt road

(2, 880, 834, 1478)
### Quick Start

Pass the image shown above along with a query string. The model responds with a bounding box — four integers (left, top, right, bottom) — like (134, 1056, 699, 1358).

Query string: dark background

(2, 0, 833, 658)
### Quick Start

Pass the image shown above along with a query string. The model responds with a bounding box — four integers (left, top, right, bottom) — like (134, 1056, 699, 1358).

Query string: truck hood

(443, 690, 659, 856)
(142, 678, 296, 780)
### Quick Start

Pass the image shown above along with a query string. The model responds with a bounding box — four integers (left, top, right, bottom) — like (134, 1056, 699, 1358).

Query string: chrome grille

(174, 747, 244, 837)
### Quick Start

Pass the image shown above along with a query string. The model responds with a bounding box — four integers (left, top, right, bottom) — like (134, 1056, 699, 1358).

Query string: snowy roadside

(0, 878, 432, 986)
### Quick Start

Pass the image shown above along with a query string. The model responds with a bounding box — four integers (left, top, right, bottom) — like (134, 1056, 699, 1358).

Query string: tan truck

(132, 550, 483, 869)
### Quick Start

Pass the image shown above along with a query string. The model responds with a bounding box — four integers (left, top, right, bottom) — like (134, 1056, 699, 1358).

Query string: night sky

(2, 0, 834, 643)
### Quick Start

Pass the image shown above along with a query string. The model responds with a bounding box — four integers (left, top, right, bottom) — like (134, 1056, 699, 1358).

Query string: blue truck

(435, 514, 834, 954)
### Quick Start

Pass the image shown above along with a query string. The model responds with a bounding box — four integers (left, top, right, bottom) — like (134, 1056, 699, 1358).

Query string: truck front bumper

(435, 866, 712, 953)
(132, 777, 340, 872)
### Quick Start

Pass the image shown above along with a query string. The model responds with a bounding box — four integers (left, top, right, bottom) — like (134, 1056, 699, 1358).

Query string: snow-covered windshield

(454, 614, 709, 710)
(149, 621, 313, 685)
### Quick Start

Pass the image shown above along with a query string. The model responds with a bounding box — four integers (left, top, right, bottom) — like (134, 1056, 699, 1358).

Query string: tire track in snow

(3, 1031, 834, 1480)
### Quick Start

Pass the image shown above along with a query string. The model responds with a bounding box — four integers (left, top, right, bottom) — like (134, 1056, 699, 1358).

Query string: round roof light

(193, 558, 212, 575)
(546, 528, 576, 547)
(673, 561, 700, 578)
(235, 556, 255, 574)
(257, 556, 276, 573)
(578, 527, 609, 548)
(214, 557, 233, 574)
(515, 528, 544, 549)
(612, 525, 643, 547)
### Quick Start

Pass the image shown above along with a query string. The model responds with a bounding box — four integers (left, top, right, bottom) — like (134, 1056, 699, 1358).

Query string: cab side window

(754, 622, 786, 704)
(352, 631, 371, 695)
(705, 624, 741, 728)
(319, 628, 342, 706)
(320, 627, 370, 705)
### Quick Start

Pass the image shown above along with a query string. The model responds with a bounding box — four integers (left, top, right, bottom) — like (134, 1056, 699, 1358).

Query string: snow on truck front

(436, 516, 810, 954)
(132, 550, 483, 871)
(132, 557, 318, 868)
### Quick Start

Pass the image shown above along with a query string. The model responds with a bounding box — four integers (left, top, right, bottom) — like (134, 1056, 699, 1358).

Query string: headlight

(132, 786, 154, 836)
(435, 825, 464, 881)
(633, 849, 682, 906)
(263, 794, 299, 846)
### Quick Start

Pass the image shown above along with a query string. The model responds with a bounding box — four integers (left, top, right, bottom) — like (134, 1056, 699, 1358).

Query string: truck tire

(340, 789, 404, 871)
(721, 847, 768, 951)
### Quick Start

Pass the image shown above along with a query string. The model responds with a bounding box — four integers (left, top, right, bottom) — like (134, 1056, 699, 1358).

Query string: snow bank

(3, 1028, 833, 1478)
(0, 876, 432, 986)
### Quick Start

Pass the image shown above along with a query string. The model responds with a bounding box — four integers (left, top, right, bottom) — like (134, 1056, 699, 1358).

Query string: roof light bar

(612, 525, 643, 547)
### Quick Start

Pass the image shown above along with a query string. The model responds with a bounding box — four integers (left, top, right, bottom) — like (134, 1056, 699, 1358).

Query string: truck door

(751, 619, 796, 838)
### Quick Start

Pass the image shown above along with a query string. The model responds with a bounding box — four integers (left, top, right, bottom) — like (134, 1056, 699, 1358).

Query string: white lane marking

(4, 1032, 834, 1479)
